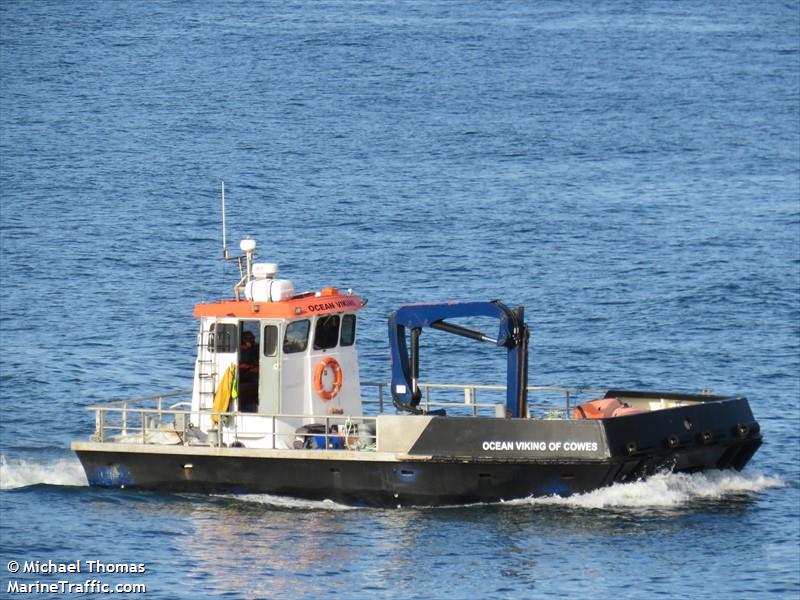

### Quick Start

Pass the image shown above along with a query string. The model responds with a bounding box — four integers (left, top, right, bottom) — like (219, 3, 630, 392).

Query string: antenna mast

(219, 181, 253, 299)
(221, 181, 229, 259)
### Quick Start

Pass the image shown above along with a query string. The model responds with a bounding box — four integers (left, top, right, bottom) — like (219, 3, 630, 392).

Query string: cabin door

(238, 320, 261, 413)
(258, 321, 282, 415)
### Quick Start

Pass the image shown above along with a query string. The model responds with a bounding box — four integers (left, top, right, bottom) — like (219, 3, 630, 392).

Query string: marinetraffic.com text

(5, 560, 148, 595)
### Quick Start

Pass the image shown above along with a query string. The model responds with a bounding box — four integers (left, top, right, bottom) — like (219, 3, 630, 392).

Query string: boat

(71, 237, 763, 507)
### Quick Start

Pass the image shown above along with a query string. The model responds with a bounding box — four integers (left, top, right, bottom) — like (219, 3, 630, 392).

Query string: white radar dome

(252, 262, 279, 279)
(240, 238, 257, 252)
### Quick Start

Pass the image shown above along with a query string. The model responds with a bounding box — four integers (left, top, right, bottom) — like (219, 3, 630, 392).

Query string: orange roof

(194, 291, 366, 320)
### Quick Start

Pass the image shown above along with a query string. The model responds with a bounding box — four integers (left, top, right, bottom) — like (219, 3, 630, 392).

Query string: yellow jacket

(212, 364, 238, 425)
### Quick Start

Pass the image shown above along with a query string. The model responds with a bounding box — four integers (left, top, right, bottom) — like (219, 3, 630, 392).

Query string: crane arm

(387, 300, 529, 418)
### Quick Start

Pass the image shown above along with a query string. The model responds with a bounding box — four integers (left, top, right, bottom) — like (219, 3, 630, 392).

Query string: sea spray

(220, 493, 361, 511)
(0, 454, 88, 490)
(216, 470, 784, 511)
(510, 469, 784, 510)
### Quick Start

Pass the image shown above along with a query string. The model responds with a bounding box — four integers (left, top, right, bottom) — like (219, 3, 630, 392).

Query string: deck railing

(85, 382, 607, 449)
(88, 392, 374, 449)
(360, 380, 605, 419)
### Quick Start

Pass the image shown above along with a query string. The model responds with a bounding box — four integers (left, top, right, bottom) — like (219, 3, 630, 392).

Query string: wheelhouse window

(208, 323, 237, 353)
(263, 325, 278, 357)
(340, 314, 356, 347)
(283, 320, 310, 354)
(313, 315, 340, 350)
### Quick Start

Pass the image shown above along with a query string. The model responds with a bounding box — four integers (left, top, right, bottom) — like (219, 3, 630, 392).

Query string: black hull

(75, 443, 761, 508)
(74, 395, 762, 507)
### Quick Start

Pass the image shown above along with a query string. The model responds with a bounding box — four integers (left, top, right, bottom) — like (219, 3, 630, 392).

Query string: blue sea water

(1, 0, 798, 598)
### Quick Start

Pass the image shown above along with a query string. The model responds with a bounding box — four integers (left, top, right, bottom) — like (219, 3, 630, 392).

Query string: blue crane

(387, 300, 529, 418)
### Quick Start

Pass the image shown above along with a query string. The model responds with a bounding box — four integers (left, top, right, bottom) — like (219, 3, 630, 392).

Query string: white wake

(225, 470, 784, 511)
(509, 469, 784, 509)
(223, 493, 360, 510)
(0, 454, 88, 490)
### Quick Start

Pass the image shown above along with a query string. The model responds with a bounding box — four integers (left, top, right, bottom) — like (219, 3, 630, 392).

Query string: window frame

(283, 319, 311, 354)
(313, 314, 341, 351)
(208, 323, 238, 353)
(263, 324, 279, 357)
(340, 314, 356, 347)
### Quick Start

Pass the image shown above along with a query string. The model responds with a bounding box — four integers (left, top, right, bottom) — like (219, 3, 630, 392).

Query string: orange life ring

(313, 357, 343, 401)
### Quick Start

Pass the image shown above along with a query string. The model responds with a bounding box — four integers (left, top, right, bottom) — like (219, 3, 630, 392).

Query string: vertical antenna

(221, 181, 229, 259)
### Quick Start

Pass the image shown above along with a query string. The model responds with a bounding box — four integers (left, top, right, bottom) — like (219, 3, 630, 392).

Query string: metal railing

(360, 380, 606, 419)
(85, 382, 608, 449)
(89, 393, 377, 451)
